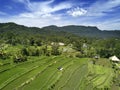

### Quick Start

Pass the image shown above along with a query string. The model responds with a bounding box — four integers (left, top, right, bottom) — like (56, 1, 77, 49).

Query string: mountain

(0, 22, 69, 36)
(0, 22, 74, 43)
(0, 22, 120, 38)
(42, 25, 120, 38)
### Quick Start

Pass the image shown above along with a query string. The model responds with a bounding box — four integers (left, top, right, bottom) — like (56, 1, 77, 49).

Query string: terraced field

(0, 56, 117, 90)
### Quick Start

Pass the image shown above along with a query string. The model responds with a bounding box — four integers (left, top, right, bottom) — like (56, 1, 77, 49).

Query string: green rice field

(0, 56, 119, 90)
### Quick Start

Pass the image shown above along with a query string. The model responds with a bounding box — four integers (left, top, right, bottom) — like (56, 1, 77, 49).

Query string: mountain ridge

(0, 22, 120, 38)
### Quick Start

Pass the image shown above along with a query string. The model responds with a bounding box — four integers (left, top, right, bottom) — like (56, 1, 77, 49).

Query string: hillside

(43, 25, 120, 38)
(0, 22, 120, 38)
(0, 22, 76, 44)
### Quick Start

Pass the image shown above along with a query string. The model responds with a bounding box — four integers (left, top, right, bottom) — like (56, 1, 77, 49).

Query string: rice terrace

(0, 23, 120, 90)
(0, 54, 119, 90)
(0, 0, 120, 90)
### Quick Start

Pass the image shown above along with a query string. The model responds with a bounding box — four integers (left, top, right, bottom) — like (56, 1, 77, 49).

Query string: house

(51, 42, 65, 46)
(59, 42, 65, 46)
(109, 55, 120, 62)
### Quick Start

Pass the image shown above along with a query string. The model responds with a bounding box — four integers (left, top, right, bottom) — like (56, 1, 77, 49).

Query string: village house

(109, 55, 120, 63)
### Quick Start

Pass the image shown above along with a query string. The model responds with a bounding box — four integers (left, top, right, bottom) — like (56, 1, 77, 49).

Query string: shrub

(13, 54, 27, 63)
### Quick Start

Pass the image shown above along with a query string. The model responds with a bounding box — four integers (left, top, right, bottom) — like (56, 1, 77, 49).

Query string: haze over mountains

(0, 22, 120, 38)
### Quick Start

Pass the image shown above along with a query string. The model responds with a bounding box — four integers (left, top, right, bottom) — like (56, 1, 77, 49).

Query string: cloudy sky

(0, 0, 120, 30)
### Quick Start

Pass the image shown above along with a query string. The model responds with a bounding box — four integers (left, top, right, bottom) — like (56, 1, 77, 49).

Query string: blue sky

(0, 0, 120, 30)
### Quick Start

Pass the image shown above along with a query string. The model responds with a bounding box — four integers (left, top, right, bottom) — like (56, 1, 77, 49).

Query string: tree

(41, 45, 48, 55)
(51, 43, 60, 55)
(21, 47, 29, 56)
(35, 40, 42, 46)
(73, 40, 82, 51)
(30, 38, 35, 46)
(13, 54, 27, 63)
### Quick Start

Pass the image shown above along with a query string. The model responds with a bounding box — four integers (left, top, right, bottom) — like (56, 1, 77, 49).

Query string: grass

(53, 61, 80, 90)
(42, 58, 74, 90)
(22, 57, 70, 90)
(53, 58, 89, 90)
(87, 60, 115, 89)
(0, 56, 119, 90)
(2, 56, 59, 90)
(60, 65, 88, 90)
(0, 56, 51, 89)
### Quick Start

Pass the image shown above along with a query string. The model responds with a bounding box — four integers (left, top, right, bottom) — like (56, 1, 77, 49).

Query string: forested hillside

(1, 22, 120, 39)
(43, 25, 120, 38)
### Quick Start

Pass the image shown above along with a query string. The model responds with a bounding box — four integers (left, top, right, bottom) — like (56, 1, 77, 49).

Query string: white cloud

(67, 7, 87, 17)
(1, 13, 120, 30)
(1, 0, 75, 28)
(14, 0, 73, 19)
(96, 18, 120, 30)
(0, 15, 73, 28)
(13, 0, 71, 14)
(28, 1, 72, 14)
(41, 13, 52, 18)
(87, 0, 120, 16)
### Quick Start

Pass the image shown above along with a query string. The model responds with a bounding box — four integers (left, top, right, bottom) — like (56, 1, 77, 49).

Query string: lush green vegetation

(0, 22, 120, 90)
(0, 56, 119, 90)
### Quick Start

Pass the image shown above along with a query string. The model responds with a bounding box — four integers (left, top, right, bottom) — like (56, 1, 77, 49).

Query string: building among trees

(109, 55, 120, 62)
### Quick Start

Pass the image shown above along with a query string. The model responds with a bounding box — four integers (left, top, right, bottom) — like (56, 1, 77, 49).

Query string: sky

(0, 0, 120, 30)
